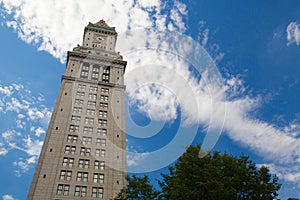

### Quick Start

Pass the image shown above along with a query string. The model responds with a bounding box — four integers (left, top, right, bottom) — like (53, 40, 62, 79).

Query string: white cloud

(1, 0, 300, 190)
(287, 21, 300, 46)
(127, 152, 149, 167)
(2, 195, 15, 200)
(0, 0, 187, 62)
(0, 83, 50, 175)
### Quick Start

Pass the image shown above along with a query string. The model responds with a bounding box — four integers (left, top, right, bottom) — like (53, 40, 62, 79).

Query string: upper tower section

(83, 20, 117, 52)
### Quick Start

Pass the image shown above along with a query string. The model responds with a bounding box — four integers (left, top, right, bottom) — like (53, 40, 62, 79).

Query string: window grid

(92, 187, 104, 198)
(62, 157, 74, 167)
(78, 84, 86, 90)
(73, 107, 82, 114)
(65, 145, 76, 155)
(100, 103, 108, 109)
(76, 172, 89, 182)
(82, 137, 92, 145)
(94, 160, 105, 170)
(78, 159, 90, 169)
(84, 117, 94, 125)
(87, 101, 96, 107)
(57, 184, 70, 196)
(95, 149, 105, 157)
(100, 95, 108, 102)
(89, 86, 98, 92)
(93, 173, 104, 183)
(83, 126, 93, 134)
(100, 88, 109, 94)
(86, 109, 95, 116)
(59, 170, 72, 181)
(97, 128, 107, 136)
(67, 135, 78, 143)
(75, 99, 83, 106)
(74, 185, 87, 197)
(98, 119, 107, 126)
(69, 125, 79, 132)
(80, 147, 91, 156)
(96, 138, 106, 147)
(71, 115, 81, 123)
(76, 91, 85, 98)
(99, 110, 108, 118)
(88, 93, 97, 100)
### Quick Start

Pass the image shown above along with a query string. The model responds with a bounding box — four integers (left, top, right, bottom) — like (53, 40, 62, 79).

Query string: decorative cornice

(61, 75, 126, 89)
(85, 20, 117, 35)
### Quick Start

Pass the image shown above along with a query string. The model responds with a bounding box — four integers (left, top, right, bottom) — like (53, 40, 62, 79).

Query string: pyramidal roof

(86, 20, 117, 34)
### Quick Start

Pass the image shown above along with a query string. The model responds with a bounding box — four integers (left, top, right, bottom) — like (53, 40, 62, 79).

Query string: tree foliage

(113, 175, 159, 200)
(159, 145, 281, 200)
(115, 145, 281, 200)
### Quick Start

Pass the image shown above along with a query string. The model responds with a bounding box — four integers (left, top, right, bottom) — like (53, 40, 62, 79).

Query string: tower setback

(27, 20, 127, 200)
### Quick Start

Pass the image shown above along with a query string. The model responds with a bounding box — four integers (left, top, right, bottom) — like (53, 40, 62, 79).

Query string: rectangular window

(80, 147, 91, 156)
(91, 72, 99, 80)
(95, 149, 105, 157)
(62, 157, 74, 167)
(88, 93, 97, 100)
(89, 86, 98, 92)
(99, 110, 108, 118)
(78, 159, 90, 169)
(96, 138, 106, 147)
(92, 187, 104, 198)
(100, 103, 108, 109)
(78, 84, 86, 90)
(100, 95, 108, 102)
(57, 184, 70, 196)
(65, 145, 76, 154)
(76, 91, 85, 98)
(83, 126, 93, 134)
(82, 136, 92, 145)
(84, 117, 94, 125)
(92, 66, 100, 80)
(69, 125, 79, 132)
(67, 135, 78, 143)
(74, 185, 87, 197)
(71, 115, 81, 123)
(98, 119, 107, 126)
(80, 63, 89, 79)
(59, 170, 72, 181)
(94, 160, 105, 170)
(73, 107, 82, 114)
(86, 109, 95, 116)
(93, 173, 104, 183)
(75, 99, 83, 106)
(103, 67, 110, 74)
(97, 128, 107, 136)
(87, 101, 96, 107)
(101, 88, 109, 94)
(76, 172, 88, 182)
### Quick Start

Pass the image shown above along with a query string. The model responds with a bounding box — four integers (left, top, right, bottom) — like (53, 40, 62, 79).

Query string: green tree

(158, 145, 281, 200)
(113, 175, 159, 200)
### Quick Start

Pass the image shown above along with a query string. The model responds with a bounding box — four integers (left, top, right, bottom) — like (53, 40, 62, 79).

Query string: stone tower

(27, 20, 127, 199)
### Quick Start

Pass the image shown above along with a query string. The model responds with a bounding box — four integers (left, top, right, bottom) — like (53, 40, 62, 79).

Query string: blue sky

(0, 0, 300, 199)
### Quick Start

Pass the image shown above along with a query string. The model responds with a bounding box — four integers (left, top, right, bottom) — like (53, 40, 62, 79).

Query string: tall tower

(27, 20, 127, 200)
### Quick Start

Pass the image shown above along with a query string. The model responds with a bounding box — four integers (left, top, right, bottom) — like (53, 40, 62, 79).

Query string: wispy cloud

(287, 21, 300, 46)
(0, 0, 188, 62)
(1, 0, 300, 190)
(0, 83, 51, 175)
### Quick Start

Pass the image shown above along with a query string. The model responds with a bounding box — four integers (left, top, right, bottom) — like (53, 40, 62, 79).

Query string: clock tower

(27, 20, 127, 200)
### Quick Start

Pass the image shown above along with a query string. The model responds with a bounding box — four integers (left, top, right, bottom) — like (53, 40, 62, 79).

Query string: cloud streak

(1, 0, 300, 189)
(287, 21, 300, 46)
(0, 83, 51, 175)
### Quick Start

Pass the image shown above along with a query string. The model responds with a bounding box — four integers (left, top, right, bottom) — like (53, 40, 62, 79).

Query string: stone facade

(27, 20, 127, 200)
